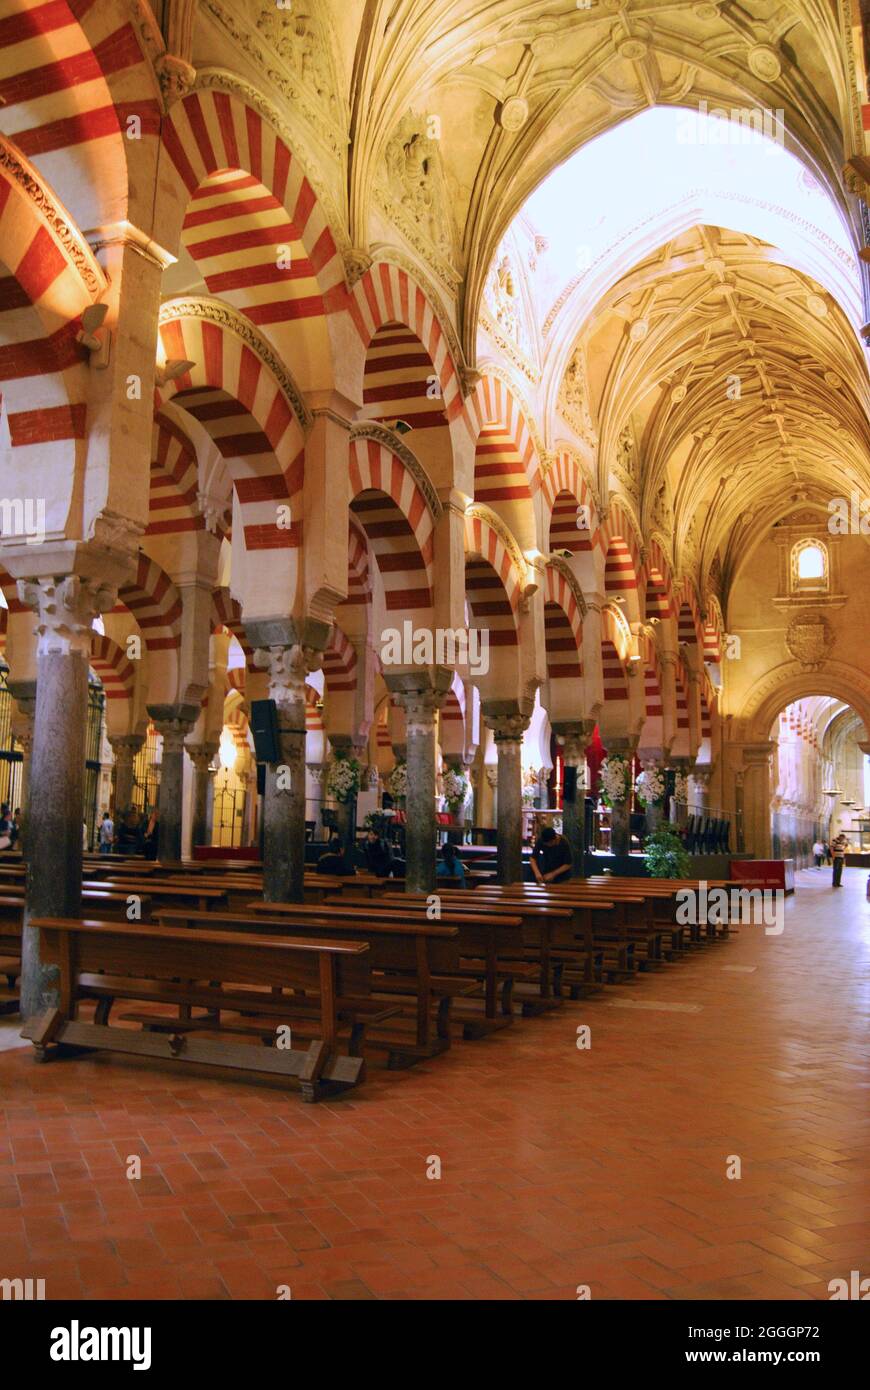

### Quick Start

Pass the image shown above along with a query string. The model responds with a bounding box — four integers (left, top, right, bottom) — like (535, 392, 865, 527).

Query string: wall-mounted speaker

(250, 699, 280, 764)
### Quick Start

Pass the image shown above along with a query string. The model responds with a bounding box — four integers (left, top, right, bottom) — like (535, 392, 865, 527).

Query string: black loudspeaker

(250, 699, 280, 763)
(256, 762, 266, 797)
(563, 765, 577, 803)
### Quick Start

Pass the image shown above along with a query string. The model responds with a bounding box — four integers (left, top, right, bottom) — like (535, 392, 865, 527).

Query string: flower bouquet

(600, 755, 630, 806)
(325, 754, 361, 804)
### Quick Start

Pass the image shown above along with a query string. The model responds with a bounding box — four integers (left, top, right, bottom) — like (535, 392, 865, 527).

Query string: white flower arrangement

(442, 765, 469, 812)
(388, 760, 408, 798)
(325, 754, 361, 804)
(635, 762, 665, 807)
(600, 755, 630, 805)
(673, 771, 689, 803)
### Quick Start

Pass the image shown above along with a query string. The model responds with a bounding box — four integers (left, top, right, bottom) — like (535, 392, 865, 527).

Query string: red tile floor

(1, 866, 868, 1300)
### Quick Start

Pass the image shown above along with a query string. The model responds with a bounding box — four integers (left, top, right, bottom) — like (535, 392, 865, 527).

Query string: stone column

(187, 742, 218, 850)
(394, 689, 442, 893)
(485, 711, 531, 884)
(16, 575, 116, 1019)
(328, 736, 362, 857)
(605, 736, 637, 857)
(108, 734, 143, 815)
(552, 720, 595, 876)
(670, 755, 694, 832)
(251, 642, 318, 902)
(740, 743, 775, 858)
(148, 705, 198, 863)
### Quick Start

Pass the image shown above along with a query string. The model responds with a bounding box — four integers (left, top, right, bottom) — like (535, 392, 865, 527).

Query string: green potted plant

(644, 824, 691, 878)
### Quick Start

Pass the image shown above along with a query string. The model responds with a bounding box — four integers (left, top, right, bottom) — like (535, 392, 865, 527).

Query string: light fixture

(156, 358, 196, 386)
(76, 302, 109, 352)
(391, 419, 413, 435)
(219, 727, 237, 771)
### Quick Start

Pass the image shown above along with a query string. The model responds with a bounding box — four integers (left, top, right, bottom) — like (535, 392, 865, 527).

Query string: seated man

(362, 828, 393, 877)
(436, 840, 466, 885)
(531, 825, 573, 885)
(316, 834, 356, 876)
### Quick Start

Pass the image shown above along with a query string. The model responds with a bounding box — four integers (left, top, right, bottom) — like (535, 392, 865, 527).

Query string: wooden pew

(324, 893, 542, 1021)
(81, 879, 226, 915)
(466, 881, 670, 964)
(445, 884, 646, 979)
(160, 904, 469, 1067)
(376, 890, 600, 1004)
(21, 917, 380, 1101)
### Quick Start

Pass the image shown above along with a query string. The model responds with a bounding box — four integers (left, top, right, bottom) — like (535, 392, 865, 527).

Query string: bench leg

(299, 1039, 330, 1103)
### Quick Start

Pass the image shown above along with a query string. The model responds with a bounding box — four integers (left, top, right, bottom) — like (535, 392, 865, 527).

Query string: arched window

(791, 539, 828, 592)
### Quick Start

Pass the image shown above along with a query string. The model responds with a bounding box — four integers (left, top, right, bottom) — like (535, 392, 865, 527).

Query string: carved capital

(108, 734, 145, 768)
(487, 713, 530, 745)
(186, 742, 219, 773)
(17, 574, 117, 658)
(252, 643, 322, 710)
(395, 687, 444, 735)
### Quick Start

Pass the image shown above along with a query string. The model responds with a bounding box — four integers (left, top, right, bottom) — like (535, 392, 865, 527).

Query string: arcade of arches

(0, 0, 869, 1307)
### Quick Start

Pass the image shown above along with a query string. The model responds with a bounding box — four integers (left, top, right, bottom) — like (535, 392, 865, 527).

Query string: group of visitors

(94, 807, 160, 859)
(313, 823, 576, 885)
(0, 804, 21, 850)
(813, 833, 850, 887)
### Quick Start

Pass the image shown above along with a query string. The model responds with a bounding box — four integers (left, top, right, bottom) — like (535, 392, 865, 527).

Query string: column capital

(17, 574, 117, 658)
(108, 733, 144, 763)
(394, 687, 444, 735)
(486, 713, 530, 744)
(605, 735, 639, 758)
(147, 703, 199, 752)
(186, 741, 219, 773)
(551, 719, 596, 763)
(251, 642, 322, 711)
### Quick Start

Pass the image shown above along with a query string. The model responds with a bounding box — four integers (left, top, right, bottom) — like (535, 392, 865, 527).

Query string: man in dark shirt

(531, 825, 573, 884)
(316, 834, 356, 876)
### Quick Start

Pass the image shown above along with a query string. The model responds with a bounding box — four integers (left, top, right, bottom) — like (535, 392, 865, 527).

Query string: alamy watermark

(677, 100, 785, 152)
(676, 881, 784, 935)
(0, 497, 45, 545)
(379, 621, 489, 677)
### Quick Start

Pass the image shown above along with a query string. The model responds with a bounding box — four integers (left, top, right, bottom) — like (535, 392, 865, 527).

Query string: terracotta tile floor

(1, 867, 868, 1301)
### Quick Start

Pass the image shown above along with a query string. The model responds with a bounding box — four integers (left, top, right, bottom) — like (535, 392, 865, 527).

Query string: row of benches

(0, 854, 735, 1102)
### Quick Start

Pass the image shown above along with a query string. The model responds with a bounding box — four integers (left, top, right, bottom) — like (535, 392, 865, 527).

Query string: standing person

(98, 810, 115, 855)
(831, 833, 848, 887)
(531, 825, 573, 884)
(142, 808, 159, 860)
(812, 838, 825, 869)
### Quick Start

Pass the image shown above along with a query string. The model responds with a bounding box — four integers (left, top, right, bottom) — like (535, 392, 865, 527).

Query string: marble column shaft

(16, 574, 116, 1020)
(488, 715, 529, 885)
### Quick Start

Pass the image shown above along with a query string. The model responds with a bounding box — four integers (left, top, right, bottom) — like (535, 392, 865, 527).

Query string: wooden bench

(21, 917, 382, 1101)
(449, 884, 644, 981)
(324, 893, 539, 1024)
(377, 890, 598, 1005)
(160, 905, 468, 1068)
(81, 879, 225, 915)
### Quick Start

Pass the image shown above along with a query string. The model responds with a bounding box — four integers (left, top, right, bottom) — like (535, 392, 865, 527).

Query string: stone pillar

(108, 734, 143, 815)
(670, 756, 694, 832)
(147, 708, 197, 863)
(740, 743, 775, 858)
(187, 742, 218, 850)
(16, 575, 116, 1019)
(394, 689, 442, 893)
(605, 737, 637, 857)
(485, 711, 531, 884)
(552, 719, 595, 876)
(251, 642, 318, 902)
(328, 736, 362, 858)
